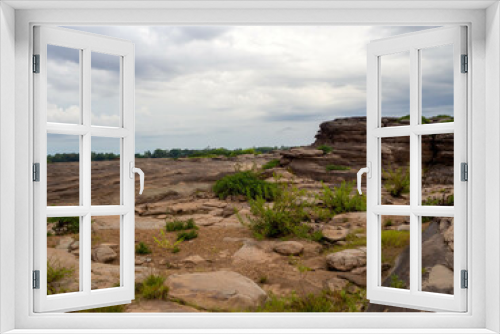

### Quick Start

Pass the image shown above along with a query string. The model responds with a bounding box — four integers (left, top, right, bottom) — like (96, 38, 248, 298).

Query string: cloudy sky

(46, 26, 452, 154)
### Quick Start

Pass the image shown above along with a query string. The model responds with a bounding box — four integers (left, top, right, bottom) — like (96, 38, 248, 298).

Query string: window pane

(380, 215, 410, 290)
(421, 45, 454, 122)
(381, 137, 410, 205)
(421, 216, 454, 295)
(422, 134, 454, 206)
(91, 52, 121, 127)
(91, 215, 121, 290)
(47, 45, 80, 124)
(91, 137, 121, 205)
(47, 216, 80, 295)
(380, 51, 410, 127)
(47, 134, 80, 206)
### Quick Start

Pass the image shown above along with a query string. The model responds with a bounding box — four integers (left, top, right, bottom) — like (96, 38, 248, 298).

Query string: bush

(422, 194, 454, 206)
(47, 217, 79, 235)
(317, 145, 333, 154)
(319, 181, 366, 215)
(213, 171, 278, 201)
(262, 159, 280, 170)
(383, 165, 410, 197)
(153, 229, 183, 253)
(135, 241, 152, 255)
(139, 275, 169, 300)
(325, 164, 350, 171)
(177, 230, 198, 241)
(47, 260, 75, 295)
(166, 218, 197, 232)
(389, 274, 406, 289)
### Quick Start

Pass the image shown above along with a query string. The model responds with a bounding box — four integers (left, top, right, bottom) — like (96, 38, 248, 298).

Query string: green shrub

(135, 241, 152, 255)
(213, 171, 278, 201)
(319, 181, 366, 215)
(47, 217, 79, 235)
(166, 218, 197, 232)
(139, 275, 169, 300)
(317, 145, 333, 154)
(262, 159, 280, 170)
(383, 165, 410, 197)
(422, 194, 454, 206)
(47, 260, 75, 295)
(177, 230, 198, 241)
(325, 164, 350, 171)
(243, 183, 312, 239)
(153, 229, 183, 253)
(389, 274, 406, 289)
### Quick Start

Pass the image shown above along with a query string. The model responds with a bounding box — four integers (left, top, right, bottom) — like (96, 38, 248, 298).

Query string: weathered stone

(273, 241, 304, 256)
(322, 227, 349, 243)
(338, 272, 367, 288)
(281, 148, 324, 159)
(69, 241, 79, 251)
(397, 224, 411, 231)
(180, 255, 208, 267)
(324, 277, 349, 292)
(166, 271, 267, 311)
(91, 245, 117, 263)
(443, 223, 454, 251)
(423, 264, 454, 294)
(233, 244, 277, 264)
(326, 248, 367, 271)
(55, 237, 74, 250)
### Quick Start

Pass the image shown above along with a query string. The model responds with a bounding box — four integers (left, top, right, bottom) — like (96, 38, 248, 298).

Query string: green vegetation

(330, 232, 367, 253)
(213, 171, 278, 201)
(47, 217, 79, 235)
(47, 260, 75, 295)
(317, 145, 333, 154)
(137, 275, 169, 300)
(398, 114, 454, 124)
(134, 146, 288, 159)
(381, 230, 410, 248)
(422, 194, 454, 206)
(177, 230, 198, 242)
(389, 274, 406, 289)
(262, 159, 280, 170)
(165, 218, 197, 232)
(135, 241, 152, 255)
(325, 165, 350, 171)
(153, 229, 183, 253)
(258, 276, 268, 284)
(383, 165, 410, 197)
(47, 152, 120, 163)
(319, 181, 366, 215)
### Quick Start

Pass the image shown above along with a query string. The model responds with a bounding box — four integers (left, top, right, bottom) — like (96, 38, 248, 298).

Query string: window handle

(129, 162, 145, 195)
(357, 162, 371, 195)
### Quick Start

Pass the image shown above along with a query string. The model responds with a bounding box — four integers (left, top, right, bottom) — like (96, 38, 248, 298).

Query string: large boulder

(166, 271, 268, 311)
(232, 244, 277, 264)
(273, 241, 304, 256)
(91, 245, 117, 263)
(326, 248, 366, 271)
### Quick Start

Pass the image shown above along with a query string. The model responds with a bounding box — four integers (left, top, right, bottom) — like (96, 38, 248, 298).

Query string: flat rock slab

(273, 241, 304, 256)
(166, 271, 268, 311)
(322, 227, 349, 242)
(326, 248, 366, 271)
(232, 244, 278, 264)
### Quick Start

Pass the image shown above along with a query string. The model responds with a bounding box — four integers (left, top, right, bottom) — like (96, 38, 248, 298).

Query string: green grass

(135, 241, 152, 255)
(389, 274, 406, 289)
(325, 165, 350, 171)
(318, 181, 366, 215)
(166, 218, 197, 232)
(317, 145, 333, 154)
(383, 165, 410, 197)
(47, 260, 75, 295)
(137, 275, 169, 300)
(330, 233, 367, 253)
(422, 194, 454, 206)
(262, 159, 280, 170)
(177, 230, 198, 242)
(381, 230, 410, 248)
(213, 171, 278, 201)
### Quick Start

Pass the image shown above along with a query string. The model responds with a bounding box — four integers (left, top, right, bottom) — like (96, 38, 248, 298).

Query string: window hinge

(461, 54, 468, 73)
(461, 270, 468, 289)
(33, 54, 40, 73)
(461, 162, 468, 181)
(33, 163, 40, 182)
(33, 270, 40, 289)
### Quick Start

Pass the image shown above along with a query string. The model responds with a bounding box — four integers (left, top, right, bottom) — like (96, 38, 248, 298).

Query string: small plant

(422, 193, 454, 206)
(153, 229, 183, 253)
(47, 260, 75, 295)
(383, 165, 410, 197)
(177, 230, 198, 242)
(47, 217, 79, 235)
(384, 219, 393, 227)
(258, 276, 268, 284)
(389, 274, 406, 289)
(262, 159, 280, 170)
(139, 275, 169, 300)
(213, 171, 278, 201)
(166, 218, 197, 232)
(135, 241, 152, 255)
(325, 164, 350, 171)
(318, 181, 366, 215)
(317, 145, 333, 154)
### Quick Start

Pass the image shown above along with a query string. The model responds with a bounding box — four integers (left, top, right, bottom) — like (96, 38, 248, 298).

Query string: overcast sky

(47, 25, 452, 154)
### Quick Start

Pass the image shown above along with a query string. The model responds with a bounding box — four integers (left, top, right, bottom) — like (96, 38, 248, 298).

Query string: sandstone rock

(69, 241, 79, 251)
(338, 272, 367, 288)
(322, 227, 349, 243)
(324, 277, 349, 292)
(47, 248, 79, 269)
(135, 258, 145, 265)
(233, 244, 277, 264)
(180, 255, 208, 267)
(331, 212, 366, 226)
(423, 264, 454, 294)
(281, 148, 324, 159)
(223, 237, 252, 243)
(273, 241, 304, 256)
(166, 271, 267, 311)
(443, 223, 454, 251)
(91, 245, 117, 263)
(55, 237, 74, 250)
(221, 206, 236, 218)
(397, 224, 411, 231)
(326, 248, 367, 271)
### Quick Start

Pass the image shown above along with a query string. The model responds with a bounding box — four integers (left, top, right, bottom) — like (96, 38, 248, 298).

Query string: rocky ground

(46, 116, 455, 313)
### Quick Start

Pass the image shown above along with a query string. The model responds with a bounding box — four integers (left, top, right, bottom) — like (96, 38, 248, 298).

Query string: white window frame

(0, 1, 499, 333)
